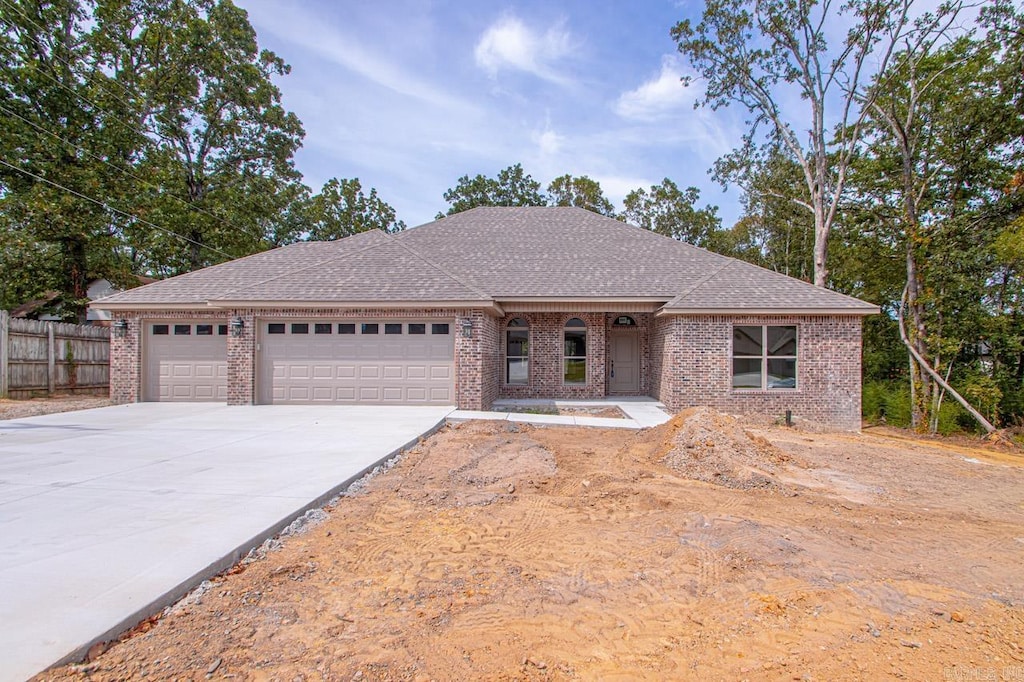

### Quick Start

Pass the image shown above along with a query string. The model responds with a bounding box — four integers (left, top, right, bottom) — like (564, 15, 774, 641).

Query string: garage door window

(196, 324, 213, 335)
(174, 325, 191, 335)
(338, 323, 355, 334)
(291, 323, 309, 334)
(432, 323, 449, 335)
(409, 323, 426, 334)
(385, 323, 402, 335)
(268, 323, 285, 334)
(315, 323, 332, 334)
(362, 323, 379, 334)
(153, 324, 169, 335)
(218, 325, 228, 335)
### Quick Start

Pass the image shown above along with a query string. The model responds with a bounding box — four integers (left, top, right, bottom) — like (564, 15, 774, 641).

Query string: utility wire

(0, 157, 235, 259)
(0, 8, 277, 245)
(0, 101, 270, 243)
(0, 0, 155, 122)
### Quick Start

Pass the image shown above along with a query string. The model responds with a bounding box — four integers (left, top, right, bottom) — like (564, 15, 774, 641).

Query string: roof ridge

(209, 230, 391, 299)
(721, 256, 878, 306)
(387, 232, 493, 300)
(96, 239, 339, 303)
(668, 258, 735, 305)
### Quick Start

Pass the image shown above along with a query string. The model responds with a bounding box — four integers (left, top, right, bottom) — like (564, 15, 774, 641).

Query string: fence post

(0, 310, 8, 398)
(47, 322, 55, 395)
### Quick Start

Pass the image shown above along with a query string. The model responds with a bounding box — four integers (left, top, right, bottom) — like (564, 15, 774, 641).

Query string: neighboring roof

(10, 291, 60, 318)
(93, 207, 878, 315)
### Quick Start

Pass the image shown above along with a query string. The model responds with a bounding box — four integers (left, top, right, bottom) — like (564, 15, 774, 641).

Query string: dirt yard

(37, 409, 1024, 681)
(0, 395, 111, 420)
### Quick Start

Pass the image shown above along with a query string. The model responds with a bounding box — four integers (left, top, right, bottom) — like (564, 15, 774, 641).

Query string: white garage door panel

(146, 323, 228, 402)
(259, 320, 455, 405)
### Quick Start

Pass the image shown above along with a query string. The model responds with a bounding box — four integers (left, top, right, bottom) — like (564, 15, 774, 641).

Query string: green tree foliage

(622, 178, 722, 249)
(1, 0, 405, 319)
(713, 146, 814, 281)
(100, 0, 305, 274)
(439, 163, 546, 217)
(547, 174, 616, 216)
(846, 31, 1021, 432)
(304, 177, 405, 240)
(0, 0, 134, 319)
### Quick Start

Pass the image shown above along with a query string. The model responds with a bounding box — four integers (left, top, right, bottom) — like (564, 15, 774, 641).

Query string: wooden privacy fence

(0, 310, 110, 398)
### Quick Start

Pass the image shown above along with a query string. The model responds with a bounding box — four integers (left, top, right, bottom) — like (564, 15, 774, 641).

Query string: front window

(506, 318, 529, 384)
(563, 318, 587, 384)
(732, 325, 797, 389)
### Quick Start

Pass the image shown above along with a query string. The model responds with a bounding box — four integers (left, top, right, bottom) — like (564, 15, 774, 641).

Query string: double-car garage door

(144, 319, 455, 405)
(259, 320, 454, 404)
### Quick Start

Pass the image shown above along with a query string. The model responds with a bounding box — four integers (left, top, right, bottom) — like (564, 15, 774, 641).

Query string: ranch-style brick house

(94, 207, 878, 429)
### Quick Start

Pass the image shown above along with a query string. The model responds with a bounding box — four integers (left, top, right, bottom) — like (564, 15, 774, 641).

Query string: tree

(0, 0, 306, 317)
(304, 177, 405, 240)
(106, 0, 305, 273)
(438, 163, 546, 217)
(0, 0, 134, 321)
(847, 29, 1020, 433)
(672, 0, 966, 287)
(713, 145, 815, 279)
(547, 174, 616, 216)
(622, 178, 722, 248)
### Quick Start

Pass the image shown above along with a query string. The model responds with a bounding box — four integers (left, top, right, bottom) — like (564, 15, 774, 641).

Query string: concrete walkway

(0, 403, 452, 682)
(449, 398, 672, 429)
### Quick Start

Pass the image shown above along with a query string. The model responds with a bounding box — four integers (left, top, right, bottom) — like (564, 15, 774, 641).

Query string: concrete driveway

(0, 403, 452, 682)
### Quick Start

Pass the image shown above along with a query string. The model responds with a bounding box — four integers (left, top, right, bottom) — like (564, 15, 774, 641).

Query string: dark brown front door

(608, 332, 639, 393)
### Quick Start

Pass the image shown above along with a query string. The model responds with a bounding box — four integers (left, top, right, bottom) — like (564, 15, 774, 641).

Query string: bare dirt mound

(383, 421, 557, 508)
(34, 419, 1024, 682)
(645, 407, 800, 491)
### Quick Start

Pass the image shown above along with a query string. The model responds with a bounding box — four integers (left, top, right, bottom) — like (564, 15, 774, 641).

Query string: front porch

(450, 397, 672, 429)
(490, 311, 653, 403)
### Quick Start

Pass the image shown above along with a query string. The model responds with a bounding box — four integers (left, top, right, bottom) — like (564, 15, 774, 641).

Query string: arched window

(563, 318, 587, 384)
(506, 318, 529, 384)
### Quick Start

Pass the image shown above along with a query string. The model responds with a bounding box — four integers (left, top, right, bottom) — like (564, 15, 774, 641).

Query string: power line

(0, 9, 279, 245)
(0, 157, 235, 259)
(0, 0, 149, 119)
(0, 101, 270, 243)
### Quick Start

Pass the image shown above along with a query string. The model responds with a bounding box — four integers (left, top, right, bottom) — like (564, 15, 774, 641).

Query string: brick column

(110, 314, 141, 403)
(227, 311, 256, 405)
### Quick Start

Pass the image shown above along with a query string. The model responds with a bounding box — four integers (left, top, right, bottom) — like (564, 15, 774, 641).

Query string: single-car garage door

(144, 322, 228, 401)
(258, 320, 454, 404)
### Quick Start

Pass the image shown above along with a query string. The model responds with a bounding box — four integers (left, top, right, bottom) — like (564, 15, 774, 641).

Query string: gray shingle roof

(94, 206, 877, 313)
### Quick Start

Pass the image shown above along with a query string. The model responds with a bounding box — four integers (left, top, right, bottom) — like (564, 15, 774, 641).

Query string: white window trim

(563, 319, 587, 385)
(505, 319, 529, 385)
(731, 324, 798, 391)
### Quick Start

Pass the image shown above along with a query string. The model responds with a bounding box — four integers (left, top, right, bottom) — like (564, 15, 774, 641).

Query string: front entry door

(609, 332, 640, 393)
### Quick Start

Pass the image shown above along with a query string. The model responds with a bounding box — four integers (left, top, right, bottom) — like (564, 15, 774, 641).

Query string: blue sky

(234, 1, 747, 228)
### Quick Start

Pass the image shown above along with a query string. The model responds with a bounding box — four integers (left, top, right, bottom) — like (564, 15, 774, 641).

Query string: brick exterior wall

(109, 316, 142, 403)
(653, 314, 864, 431)
(109, 307, 496, 409)
(109, 307, 864, 429)
(496, 312, 611, 401)
(455, 309, 501, 411)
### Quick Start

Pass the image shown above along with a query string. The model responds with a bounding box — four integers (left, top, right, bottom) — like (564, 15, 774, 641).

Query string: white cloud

(242, 1, 467, 110)
(614, 55, 697, 121)
(474, 15, 575, 85)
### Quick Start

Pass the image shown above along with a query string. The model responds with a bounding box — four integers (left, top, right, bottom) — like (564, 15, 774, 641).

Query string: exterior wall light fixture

(461, 319, 473, 338)
(112, 319, 128, 337)
(230, 317, 244, 337)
